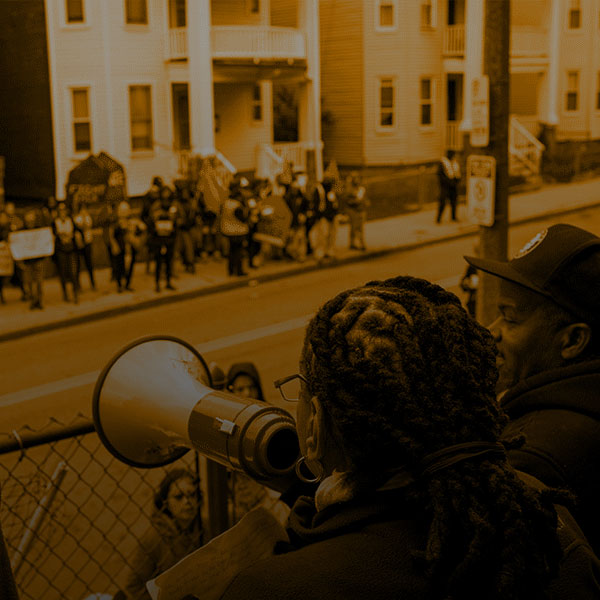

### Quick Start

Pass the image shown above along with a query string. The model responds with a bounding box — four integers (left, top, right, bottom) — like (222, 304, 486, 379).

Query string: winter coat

(501, 359, 600, 553)
(122, 511, 203, 600)
(219, 472, 600, 600)
(225, 362, 265, 401)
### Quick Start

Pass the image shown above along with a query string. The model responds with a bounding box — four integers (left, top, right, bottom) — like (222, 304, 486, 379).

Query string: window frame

(64, 0, 86, 26)
(375, 0, 399, 32)
(251, 83, 263, 124)
(377, 77, 396, 131)
(125, 0, 148, 25)
(128, 84, 154, 152)
(419, 76, 435, 128)
(70, 86, 93, 155)
(565, 70, 580, 113)
(420, 0, 438, 30)
(566, 0, 582, 30)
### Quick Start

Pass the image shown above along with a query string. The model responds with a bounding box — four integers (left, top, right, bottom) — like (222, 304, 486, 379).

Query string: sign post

(470, 75, 489, 148)
(467, 155, 496, 227)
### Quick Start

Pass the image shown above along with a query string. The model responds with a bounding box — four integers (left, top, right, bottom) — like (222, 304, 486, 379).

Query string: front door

(172, 83, 190, 151)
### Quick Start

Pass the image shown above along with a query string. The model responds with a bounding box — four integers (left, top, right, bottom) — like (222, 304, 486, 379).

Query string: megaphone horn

(92, 336, 300, 483)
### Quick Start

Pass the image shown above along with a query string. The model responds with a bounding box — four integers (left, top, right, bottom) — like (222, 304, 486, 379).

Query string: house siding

(363, 0, 444, 165)
(270, 0, 298, 27)
(0, 0, 55, 200)
(319, 0, 364, 166)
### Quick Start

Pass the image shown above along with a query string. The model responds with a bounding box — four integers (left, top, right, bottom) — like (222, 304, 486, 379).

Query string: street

(1, 205, 600, 433)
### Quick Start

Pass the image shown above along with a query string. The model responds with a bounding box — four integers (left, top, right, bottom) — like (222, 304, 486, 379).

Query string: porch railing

(509, 115, 545, 176)
(167, 27, 187, 61)
(443, 25, 465, 56)
(445, 122, 463, 151)
(212, 26, 306, 60)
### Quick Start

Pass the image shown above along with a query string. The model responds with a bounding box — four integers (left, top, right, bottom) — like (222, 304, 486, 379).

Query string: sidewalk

(2, 176, 600, 343)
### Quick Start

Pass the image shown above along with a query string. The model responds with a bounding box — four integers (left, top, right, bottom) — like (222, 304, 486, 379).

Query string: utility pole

(475, 0, 510, 325)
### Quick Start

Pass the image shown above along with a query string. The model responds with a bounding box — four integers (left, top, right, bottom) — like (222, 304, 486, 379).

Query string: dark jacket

(501, 359, 600, 553)
(220, 474, 600, 600)
(123, 511, 203, 600)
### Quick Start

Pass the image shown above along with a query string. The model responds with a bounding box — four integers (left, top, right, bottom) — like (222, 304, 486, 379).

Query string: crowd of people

(0, 169, 369, 310)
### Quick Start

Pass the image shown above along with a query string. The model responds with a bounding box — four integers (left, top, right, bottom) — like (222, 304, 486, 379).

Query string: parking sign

(466, 155, 496, 227)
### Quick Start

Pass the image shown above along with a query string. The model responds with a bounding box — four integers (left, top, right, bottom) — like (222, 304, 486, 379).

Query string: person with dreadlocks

(219, 276, 599, 600)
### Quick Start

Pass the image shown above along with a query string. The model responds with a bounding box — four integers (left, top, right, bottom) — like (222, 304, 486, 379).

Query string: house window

(379, 78, 394, 127)
(596, 72, 600, 110)
(252, 84, 263, 122)
(247, 0, 260, 14)
(376, 1, 397, 30)
(66, 0, 84, 23)
(420, 77, 433, 125)
(168, 0, 186, 28)
(129, 85, 153, 150)
(568, 0, 581, 29)
(421, 0, 437, 28)
(72, 88, 91, 153)
(566, 71, 579, 111)
(126, 0, 147, 24)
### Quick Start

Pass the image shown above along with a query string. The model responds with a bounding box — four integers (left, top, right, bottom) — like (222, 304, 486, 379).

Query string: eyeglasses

(273, 373, 308, 403)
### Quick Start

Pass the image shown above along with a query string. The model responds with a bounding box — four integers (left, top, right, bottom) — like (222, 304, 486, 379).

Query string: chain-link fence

(0, 417, 207, 600)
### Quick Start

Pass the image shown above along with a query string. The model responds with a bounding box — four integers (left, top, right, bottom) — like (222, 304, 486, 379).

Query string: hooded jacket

(226, 362, 265, 401)
(219, 472, 600, 600)
(501, 359, 600, 553)
(122, 511, 203, 600)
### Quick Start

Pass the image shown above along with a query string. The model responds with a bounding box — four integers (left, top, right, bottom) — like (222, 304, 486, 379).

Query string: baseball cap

(464, 224, 600, 325)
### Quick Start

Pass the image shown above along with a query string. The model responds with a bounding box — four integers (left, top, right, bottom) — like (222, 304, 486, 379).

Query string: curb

(2, 199, 600, 344)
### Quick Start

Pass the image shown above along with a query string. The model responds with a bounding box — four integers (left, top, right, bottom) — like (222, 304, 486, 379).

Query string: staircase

(509, 116, 545, 179)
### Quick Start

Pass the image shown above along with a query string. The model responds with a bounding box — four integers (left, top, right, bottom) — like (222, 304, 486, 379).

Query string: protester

(321, 178, 339, 259)
(0, 208, 12, 303)
(343, 171, 369, 251)
(149, 188, 180, 292)
(52, 202, 80, 303)
(19, 209, 47, 310)
(436, 149, 460, 223)
(220, 276, 599, 599)
(226, 362, 290, 525)
(4, 202, 26, 300)
(121, 469, 204, 600)
(142, 177, 164, 275)
(284, 173, 309, 262)
(220, 175, 250, 277)
(174, 180, 196, 274)
(109, 201, 136, 293)
(73, 203, 96, 291)
(307, 179, 329, 263)
(465, 223, 600, 552)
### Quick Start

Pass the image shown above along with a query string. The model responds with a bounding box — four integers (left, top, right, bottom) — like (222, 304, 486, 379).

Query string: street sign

(466, 155, 496, 227)
(470, 75, 489, 147)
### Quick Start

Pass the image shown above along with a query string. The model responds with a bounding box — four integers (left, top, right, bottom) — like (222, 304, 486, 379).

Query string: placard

(466, 155, 496, 227)
(8, 227, 55, 260)
(470, 75, 489, 147)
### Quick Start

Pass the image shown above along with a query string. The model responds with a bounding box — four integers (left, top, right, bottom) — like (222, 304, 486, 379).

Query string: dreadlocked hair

(300, 275, 565, 600)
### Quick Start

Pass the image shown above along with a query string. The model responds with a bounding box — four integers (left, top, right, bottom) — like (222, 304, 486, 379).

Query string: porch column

(460, 0, 485, 132)
(188, 0, 215, 156)
(299, 0, 323, 180)
(545, 0, 560, 125)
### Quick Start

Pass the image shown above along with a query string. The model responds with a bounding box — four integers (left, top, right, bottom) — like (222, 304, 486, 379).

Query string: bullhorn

(92, 336, 300, 485)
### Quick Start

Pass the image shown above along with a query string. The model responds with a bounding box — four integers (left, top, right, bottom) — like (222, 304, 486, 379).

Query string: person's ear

(304, 396, 328, 462)
(559, 323, 592, 360)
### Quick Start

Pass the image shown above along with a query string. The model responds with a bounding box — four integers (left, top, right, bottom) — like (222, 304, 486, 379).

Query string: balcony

(212, 26, 306, 60)
(443, 25, 464, 57)
(166, 26, 306, 63)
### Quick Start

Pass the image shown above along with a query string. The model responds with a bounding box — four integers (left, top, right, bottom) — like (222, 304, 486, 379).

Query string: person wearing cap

(220, 275, 599, 599)
(464, 223, 600, 552)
